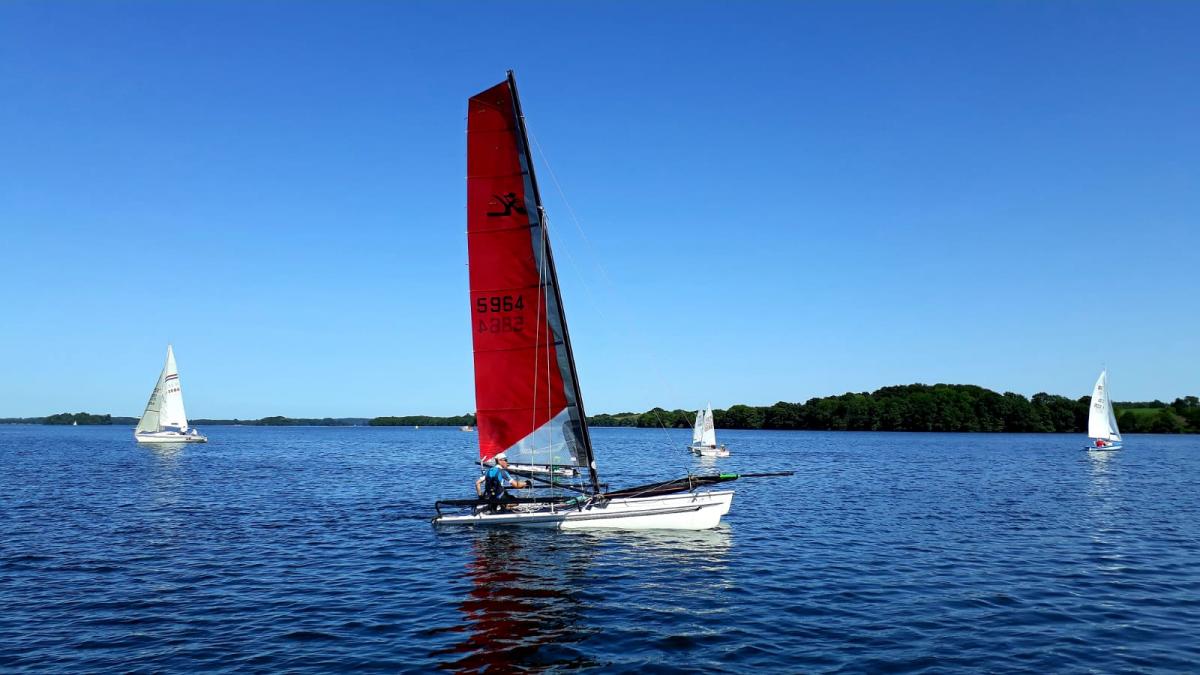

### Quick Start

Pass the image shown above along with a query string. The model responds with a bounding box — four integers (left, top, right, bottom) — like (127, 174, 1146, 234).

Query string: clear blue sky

(1, 1, 1196, 418)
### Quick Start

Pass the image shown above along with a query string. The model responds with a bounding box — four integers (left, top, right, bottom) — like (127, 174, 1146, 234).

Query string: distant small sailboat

(72, 420, 78, 426)
(689, 404, 729, 457)
(461, 425, 475, 432)
(134, 345, 207, 444)
(1085, 369, 1122, 451)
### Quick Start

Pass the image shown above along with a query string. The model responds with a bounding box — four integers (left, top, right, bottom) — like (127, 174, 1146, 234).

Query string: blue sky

(1, 1, 1196, 418)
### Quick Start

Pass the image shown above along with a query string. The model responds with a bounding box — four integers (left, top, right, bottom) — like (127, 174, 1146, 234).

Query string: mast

(506, 70, 602, 495)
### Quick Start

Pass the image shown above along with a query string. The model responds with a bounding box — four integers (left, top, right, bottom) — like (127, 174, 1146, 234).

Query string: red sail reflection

(432, 530, 596, 672)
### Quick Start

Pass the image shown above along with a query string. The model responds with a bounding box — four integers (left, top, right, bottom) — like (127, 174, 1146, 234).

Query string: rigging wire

(528, 128, 697, 446)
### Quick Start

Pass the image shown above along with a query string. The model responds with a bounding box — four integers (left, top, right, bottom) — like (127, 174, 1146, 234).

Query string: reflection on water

(434, 530, 598, 672)
(145, 443, 185, 508)
(1085, 448, 1114, 495)
(1084, 448, 1122, 510)
(145, 443, 184, 464)
(1084, 448, 1126, 572)
(607, 526, 734, 574)
(433, 526, 734, 672)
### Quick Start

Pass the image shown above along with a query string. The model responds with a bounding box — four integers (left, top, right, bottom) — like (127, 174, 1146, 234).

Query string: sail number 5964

(475, 294, 526, 333)
(475, 295, 525, 313)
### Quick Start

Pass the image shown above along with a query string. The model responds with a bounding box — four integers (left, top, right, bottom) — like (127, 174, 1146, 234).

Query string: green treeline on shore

(590, 385, 1200, 434)
(369, 414, 476, 427)
(367, 385, 1198, 433)
(5, 386, 1197, 433)
(190, 416, 369, 426)
(0, 412, 133, 425)
(43, 412, 119, 425)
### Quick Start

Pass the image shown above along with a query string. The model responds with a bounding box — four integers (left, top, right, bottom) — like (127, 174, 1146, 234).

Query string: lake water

(1, 425, 1198, 673)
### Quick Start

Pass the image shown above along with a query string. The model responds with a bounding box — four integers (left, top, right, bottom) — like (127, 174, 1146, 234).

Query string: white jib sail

(135, 368, 165, 433)
(700, 404, 717, 447)
(1088, 370, 1121, 441)
(158, 345, 189, 432)
(692, 407, 705, 445)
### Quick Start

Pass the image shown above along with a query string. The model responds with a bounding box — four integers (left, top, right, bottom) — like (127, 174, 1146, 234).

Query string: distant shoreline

(4, 384, 1197, 434)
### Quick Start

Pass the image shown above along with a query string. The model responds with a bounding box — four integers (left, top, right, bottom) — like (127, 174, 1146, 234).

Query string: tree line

(7, 388, 1197, 433)
(191, 416, 368, 426)
(589, 385, 1200, 434)
(42, 412, 115, 425)
(369, 414, 476, 427)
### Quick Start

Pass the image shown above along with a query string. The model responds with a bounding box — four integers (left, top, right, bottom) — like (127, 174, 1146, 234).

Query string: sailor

(475, 453, 530, 510)
(1096, 438, 1106, 448)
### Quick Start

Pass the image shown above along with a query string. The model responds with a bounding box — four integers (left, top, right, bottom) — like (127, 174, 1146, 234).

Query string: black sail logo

(487, 192, 526, 217)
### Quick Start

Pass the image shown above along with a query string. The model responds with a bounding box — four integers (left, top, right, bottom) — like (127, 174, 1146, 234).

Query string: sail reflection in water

(1084, 448, 1123, 540)
(431, 527, 734, 672)
(433, 531, 599, 672)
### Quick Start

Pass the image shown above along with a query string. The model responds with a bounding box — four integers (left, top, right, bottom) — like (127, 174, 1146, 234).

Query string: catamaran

(432, 72, 787, 530)
(1085, 369, 1122, 451)
(134, 345, 207, 444)
(689, 404, 729, 457)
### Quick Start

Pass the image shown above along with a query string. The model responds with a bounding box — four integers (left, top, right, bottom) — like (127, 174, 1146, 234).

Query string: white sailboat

(1084, 369, 1122, 451)
(134, 345, 207, 444)
(432, 72, 789, 530)
(689, 404, 729, 457)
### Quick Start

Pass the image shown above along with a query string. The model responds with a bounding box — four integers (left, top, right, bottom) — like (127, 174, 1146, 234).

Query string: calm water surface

(1, 425, 1198, 673)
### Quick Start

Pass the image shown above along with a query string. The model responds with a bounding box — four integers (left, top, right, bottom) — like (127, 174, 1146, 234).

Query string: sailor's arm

(475, 475, 485, 496)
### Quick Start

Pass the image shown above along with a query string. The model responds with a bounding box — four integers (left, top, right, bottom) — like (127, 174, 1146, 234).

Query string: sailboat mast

(506, 70, 602, 495)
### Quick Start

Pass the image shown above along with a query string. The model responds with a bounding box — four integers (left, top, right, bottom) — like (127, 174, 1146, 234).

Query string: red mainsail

(466, 74, 593, 478)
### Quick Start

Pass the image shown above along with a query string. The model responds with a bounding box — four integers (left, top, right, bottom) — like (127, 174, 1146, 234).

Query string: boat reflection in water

(1083, 447, 1132, 580)
(145, 443, 185, 505)
(434, 527, 732, 672)
(1085, 447, 1118, 503)
(434, 529, 598, 672)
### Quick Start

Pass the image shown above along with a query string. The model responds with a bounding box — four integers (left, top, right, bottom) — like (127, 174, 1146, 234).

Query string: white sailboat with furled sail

(1084, 369, 1122, 451)
(689, 404, 729, 457)
(134, 345, 207, 444)
(432, 72, 789, 530)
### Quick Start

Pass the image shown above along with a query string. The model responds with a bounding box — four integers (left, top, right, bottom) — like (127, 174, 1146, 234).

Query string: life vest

(483, 467, 506, 502)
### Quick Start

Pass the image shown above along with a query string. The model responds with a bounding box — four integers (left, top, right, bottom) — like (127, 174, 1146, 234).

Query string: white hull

(1085, 443, 1122, 452)
(433, 490, 734, 531)
(135, 430, 207, 444)
(506, 463, 578, 478)
(689, 443, 729, 458)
